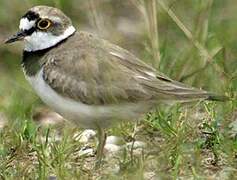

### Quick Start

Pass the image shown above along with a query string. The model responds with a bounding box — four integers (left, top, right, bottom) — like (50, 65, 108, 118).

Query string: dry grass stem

(129, 0, 146, 16)
(144, 0, 160, 68)
(88, 0, 106, 37)
(130, 0, 161, 68)
(158, 0, 227, 78)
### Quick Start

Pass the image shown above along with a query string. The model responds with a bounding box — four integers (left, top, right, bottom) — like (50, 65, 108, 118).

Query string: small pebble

(40, 133, 62, 143)
(74, 129, 96, 143)
(78, 147, 94, 157)
(106, 136, 124, 145)
(104, 144, 122, 155)
(143, 171, 157, 180)
(126, 141, 146, 149)
(48, 175, 57, 180)
(228, 111, 237, 138)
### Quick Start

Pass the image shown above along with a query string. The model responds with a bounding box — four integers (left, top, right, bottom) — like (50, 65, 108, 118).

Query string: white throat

(24, 26, 76, 52)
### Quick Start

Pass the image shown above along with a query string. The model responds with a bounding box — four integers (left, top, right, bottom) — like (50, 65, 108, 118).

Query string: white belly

(25, 69, 149, 129)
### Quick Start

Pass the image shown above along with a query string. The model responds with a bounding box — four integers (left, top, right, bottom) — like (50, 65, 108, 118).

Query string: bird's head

(5, 6, 76, 51)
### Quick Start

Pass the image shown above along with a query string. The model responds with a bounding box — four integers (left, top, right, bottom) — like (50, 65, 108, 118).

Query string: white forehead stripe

(19, 18, 35, 30)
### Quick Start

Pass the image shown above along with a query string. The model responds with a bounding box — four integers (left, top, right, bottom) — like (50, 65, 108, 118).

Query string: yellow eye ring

(37, 19, 52, 30)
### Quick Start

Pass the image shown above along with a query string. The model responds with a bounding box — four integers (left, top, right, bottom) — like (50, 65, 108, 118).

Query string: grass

(0, 0, 237, 179)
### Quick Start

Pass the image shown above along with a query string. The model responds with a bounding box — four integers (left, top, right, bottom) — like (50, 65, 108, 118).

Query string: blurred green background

(0, 0, 236, 179)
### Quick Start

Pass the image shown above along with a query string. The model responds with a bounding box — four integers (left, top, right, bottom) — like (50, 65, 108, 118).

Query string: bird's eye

(37, 19, 52, 30)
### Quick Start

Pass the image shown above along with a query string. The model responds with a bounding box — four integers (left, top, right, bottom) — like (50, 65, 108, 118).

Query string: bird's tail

(157, 90, 229, 103)
(142, 76, 229, 102)
(205, 93, 229, 102)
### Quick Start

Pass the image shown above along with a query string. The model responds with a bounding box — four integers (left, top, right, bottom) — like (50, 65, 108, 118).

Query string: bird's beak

(5, 30, 26, 44)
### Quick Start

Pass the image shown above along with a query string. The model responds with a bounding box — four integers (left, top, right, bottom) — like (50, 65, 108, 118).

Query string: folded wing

(43, 32, 227, 105)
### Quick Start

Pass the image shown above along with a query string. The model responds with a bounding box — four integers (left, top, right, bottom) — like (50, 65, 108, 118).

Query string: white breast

(25, 69, 148, 128)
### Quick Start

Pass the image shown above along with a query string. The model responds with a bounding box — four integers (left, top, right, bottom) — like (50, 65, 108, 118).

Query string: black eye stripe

(22, 18, 52, 36)
(22, 11, 39, 21)
(24, 27, 36, 36)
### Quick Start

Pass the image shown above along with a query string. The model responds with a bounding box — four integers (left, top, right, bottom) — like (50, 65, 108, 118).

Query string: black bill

(5, 31, 27, 44)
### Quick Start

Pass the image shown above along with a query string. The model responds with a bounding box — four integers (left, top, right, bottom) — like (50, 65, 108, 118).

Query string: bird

(5, 5, 227, 165)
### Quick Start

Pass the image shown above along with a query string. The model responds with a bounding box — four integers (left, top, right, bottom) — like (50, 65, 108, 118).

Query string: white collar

(24, 26, 76, 52)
